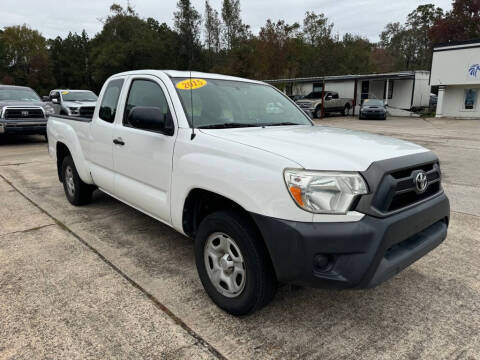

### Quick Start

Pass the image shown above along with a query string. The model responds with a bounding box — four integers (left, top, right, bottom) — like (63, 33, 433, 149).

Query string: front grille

(4, 108, 45, 119)
(297, 102, 312, 109)
(79, 106, 95, 118)
(380, 162, 442, 212)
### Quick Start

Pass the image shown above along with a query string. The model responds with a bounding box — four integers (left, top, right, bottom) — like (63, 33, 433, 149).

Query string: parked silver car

(48, 89, 98, 118)
(359, 99, 387, 120)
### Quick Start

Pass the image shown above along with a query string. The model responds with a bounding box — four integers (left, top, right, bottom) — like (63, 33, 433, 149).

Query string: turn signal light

(289, 186, 304, 206)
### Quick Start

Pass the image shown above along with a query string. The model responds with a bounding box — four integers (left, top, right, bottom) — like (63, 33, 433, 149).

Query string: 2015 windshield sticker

(61, 91, 69, 95)
(176, 79, 207, 90)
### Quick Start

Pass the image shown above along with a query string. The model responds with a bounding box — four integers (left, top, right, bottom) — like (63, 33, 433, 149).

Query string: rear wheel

(61, 155, 94, 206)
(195, 211, 277, 316)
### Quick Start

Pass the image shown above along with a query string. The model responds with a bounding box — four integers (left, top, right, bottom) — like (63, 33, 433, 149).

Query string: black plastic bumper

(252, 192, 449, 289)
(361, 112, 386, 119)
(0, 124, 46, 135)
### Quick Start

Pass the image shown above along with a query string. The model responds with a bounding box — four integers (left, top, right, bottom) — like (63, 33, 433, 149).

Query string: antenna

(190, 70, 196, 140)
(189, 24, 196, 140)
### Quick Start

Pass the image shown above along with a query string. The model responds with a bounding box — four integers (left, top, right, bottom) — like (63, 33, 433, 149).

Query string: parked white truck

(47, 70, 450, 315)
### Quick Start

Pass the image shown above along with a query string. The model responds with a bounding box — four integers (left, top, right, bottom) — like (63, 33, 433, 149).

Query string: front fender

(170, 129, 313, 234)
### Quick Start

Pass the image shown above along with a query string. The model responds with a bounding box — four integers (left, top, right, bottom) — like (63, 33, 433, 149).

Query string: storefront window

(464, 89, 477, 110)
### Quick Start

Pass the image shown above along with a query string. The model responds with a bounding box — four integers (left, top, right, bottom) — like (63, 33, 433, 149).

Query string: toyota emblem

(415, 171, 428, 193)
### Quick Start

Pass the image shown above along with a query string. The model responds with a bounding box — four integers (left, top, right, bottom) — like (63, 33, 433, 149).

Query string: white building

(431, 39, 480, 118)
(266, 71, 431, 115)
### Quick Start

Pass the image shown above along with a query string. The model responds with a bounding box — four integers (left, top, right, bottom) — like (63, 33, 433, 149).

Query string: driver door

(112, 75, 176, 223)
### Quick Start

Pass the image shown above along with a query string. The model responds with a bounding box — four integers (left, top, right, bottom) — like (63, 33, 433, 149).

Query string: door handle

(113, 138, 125, 146)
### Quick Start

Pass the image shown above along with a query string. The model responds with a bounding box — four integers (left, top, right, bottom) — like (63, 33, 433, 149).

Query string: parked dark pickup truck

(0, 85, 55, 137)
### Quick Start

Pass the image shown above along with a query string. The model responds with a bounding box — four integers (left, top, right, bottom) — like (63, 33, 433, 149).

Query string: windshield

(61, 91, 97, 102)
(363, 99, 384, 106)
(303, 92, 323, 99)
(173, 78, 312, 129)
(0, 88, 41, 102)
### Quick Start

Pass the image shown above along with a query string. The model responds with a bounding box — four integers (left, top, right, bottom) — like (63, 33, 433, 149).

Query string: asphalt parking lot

(1, 116, 479, 359)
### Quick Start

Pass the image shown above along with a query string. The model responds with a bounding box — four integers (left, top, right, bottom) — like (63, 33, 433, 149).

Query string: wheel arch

(181, 188, 277, 275)
(56, 142, 71, 182)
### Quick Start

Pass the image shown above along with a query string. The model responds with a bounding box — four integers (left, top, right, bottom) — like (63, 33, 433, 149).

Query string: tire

(315, 106, 322, 119)
(61, 155, 94, 206)
(343, 105, 350, 116)
(195, 211, 277, 316)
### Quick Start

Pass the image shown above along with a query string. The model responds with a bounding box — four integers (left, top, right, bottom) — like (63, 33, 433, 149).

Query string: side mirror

(128, 106, 174, 135)
(42, 96, 50, 102)
(325, 95, 333, 101)
(52, 98, 59, 104)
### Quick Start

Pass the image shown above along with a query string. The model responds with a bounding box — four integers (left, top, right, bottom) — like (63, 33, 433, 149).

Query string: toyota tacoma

(47, 70, 450, 315)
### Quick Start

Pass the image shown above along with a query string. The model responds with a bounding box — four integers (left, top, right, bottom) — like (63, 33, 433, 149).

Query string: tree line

(0, 0, 479, 96)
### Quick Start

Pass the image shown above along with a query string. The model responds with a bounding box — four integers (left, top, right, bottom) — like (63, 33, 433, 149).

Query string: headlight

(44, 104, 55, 115)
(284, 169, 368, 214)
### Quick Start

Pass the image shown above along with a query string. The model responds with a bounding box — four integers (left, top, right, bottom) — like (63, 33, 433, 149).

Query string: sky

(2, 0, 453, 42)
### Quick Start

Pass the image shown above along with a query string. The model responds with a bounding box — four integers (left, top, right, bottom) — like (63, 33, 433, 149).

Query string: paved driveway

(0, 117, 479, 359)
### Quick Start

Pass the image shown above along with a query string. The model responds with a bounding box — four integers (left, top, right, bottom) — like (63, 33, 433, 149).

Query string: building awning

(264, 71, 420, 84)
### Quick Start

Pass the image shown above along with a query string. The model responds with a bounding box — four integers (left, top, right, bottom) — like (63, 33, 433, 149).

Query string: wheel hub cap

(204, 232, 246, 298)
(65, 166, 75, 197)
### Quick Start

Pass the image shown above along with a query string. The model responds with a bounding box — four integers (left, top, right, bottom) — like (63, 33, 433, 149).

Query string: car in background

(48, 89, 98, 118)
(296, 91, 353, 118)
(359, 99, 387, 120)
(288, 95, 304, 102)
(0, 85, 55, 137)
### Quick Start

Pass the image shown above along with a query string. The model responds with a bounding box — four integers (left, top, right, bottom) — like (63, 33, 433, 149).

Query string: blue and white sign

(468, 64, 480, 78)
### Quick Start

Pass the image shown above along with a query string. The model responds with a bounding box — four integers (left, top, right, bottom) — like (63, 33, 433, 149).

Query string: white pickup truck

(47, 70, 450, 315)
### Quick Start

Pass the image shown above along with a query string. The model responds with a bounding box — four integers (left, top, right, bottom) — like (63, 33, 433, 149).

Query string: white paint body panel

(47, 70, 431, 235)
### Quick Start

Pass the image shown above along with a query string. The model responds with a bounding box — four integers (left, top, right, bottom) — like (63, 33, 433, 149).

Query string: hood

(296, 99, 320, 105)
(62, 100, 97, 107)
(200, 125, 428, 171)
(0, 100, 46, 108)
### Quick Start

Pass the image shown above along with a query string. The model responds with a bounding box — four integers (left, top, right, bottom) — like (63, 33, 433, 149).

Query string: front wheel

(61, 155, 94, 206)
(195, 211, 277, 316)
(343, 105, 350, 116)
(315, 106, 323, 119)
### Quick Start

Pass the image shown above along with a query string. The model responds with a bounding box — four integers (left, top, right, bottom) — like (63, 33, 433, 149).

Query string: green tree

(48, 30, 91, 89)
(205, 1, 221, 53)
(380, 4, 443, 71)
(90, 4, 180, 89)
(221, 0, 248, 49)
(430, 0, 480, 43)
(302, 11, 334, 46)
(174, 0, 202, 69)
(0, 25, 54, 94)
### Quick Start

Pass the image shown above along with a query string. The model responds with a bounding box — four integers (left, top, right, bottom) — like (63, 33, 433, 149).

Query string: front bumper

(0, 120, 47, 135)
(252, 192, 449, 289)
(360, 110, 386, 119)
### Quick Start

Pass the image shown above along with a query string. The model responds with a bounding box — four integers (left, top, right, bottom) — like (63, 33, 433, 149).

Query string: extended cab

(0, 85, 55, 137)
(47, 70, 450, 315)
(296, 91, 353, 118)
(48, 89, 98, 118)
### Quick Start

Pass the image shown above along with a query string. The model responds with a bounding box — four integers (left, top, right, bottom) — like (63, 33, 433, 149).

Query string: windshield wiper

(259, 122, 301, 127)
(197, 123, 260, 129)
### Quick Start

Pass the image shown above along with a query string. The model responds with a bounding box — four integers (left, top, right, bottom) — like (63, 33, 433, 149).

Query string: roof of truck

(111, 70, 265, 85)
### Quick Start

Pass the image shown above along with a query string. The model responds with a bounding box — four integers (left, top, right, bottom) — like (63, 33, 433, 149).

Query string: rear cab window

(99, 78, 125, 123)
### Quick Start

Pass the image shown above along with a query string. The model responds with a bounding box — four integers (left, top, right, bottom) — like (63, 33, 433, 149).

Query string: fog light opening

(313, 254, 334, 272)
